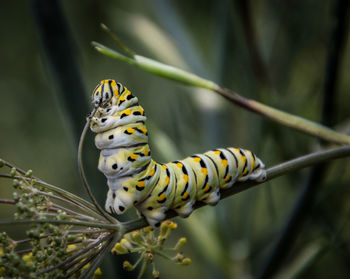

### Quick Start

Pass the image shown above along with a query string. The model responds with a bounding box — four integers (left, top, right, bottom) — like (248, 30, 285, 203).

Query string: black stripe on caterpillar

(90, 79, 267, 227)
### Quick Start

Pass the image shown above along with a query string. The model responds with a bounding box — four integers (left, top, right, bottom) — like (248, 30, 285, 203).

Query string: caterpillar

(90, 79, 267, 227)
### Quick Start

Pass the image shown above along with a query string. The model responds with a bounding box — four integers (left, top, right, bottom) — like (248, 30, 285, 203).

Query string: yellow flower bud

(94, 267, 102, 277)
(112, 243, 128, 254)
(168, 221, 177, 230)
(174, 237, 187, 250)
(120, 238, 132, 250)
(174, 252, 184, 262)
(131, 231, 143, 244)
(66, 244, 77, 253)
(123, 261, 134, 271)
(152, 269, 160, 278)
(182, 258, 192, 265)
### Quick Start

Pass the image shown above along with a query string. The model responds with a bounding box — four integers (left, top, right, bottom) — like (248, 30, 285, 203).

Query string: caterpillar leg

(104, 189, 130, 214)
(105, 189, 116, 214)
(138, 207, 167, 228)
(202, 188, 220, 205)
(174, 201, 196, 218)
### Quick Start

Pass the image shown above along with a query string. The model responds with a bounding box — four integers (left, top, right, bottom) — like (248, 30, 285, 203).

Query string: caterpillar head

(92, 79, 122, 107)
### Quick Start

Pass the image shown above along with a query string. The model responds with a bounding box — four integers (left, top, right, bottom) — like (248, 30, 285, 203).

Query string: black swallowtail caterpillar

(90, 79, 267, 227)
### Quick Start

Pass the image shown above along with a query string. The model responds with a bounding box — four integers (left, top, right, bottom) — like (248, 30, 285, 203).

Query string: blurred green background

(1, 0, 349, 278)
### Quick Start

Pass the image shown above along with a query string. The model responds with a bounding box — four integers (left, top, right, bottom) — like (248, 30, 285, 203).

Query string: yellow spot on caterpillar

(137, 181, 145, 187)
(242, 155, 247, 161)
(124, 109, 131, 115)
(224, 174, 231, 182)
(251, 159, 255, 170)
(183, 174, 189, 182)
(149, 167, 155, 176)
(162, 165, 167, 169)
(203, 184, 211, 192)
(126, 128, 135, 134)
(222, 159, 228, 166)
(139, 127, 147, 134)
(130, 154, 138, 160)
(176, 162, 183, 168)
(201, 168, 208, 175)
(193, 157, 201, 162)
(144, 150, 150, 156)
(242, 168, 248, 175)
(214, 150, 221, 155)
(234, 148, 240, 152)
(158, 193, 166, 202)
(165, 176, 170, 185)
(182, 192, 189, 199)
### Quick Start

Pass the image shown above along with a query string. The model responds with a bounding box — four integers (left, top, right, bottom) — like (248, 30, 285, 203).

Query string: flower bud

(112, 243, 128, 255)
(123, 261, 133, 271)
(10, 167, 16, 177)
(152, 269, 160, 278)
(182, 258, 192, 265)
(120, 238, 132, 250)
(25, 170, 33, 177)
(174, 237, 187, 250)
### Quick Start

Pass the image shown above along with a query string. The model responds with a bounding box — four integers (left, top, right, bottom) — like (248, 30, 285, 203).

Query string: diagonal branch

(92, 41, 350, 145)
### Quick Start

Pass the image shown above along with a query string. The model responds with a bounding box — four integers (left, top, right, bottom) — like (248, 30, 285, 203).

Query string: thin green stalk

(0, 219, 120, 230)
(15, 239, 83, 255)
(77, 108, 116, 223)
(154, 250, 174, 261)
(78, 234, 118, 279)
(35, 233, 112, 275)
(100, 23, 135, 58)
(137, 257, 149, 279)
(0, 199, 15, 204)
(0, 172, 104, 220)
(0, 174, 106, 221)
(34, 189, 104, 221)
(215, 87, 350, 145)
(91, 42, 219, 91)
(38, 212, 99, 223)
(62, 238, 106, 272)
(92, 42, 350, 145)
(132, 252, 146, 268)
(66, 249, 100, 279)
(49, 204, 99, 222)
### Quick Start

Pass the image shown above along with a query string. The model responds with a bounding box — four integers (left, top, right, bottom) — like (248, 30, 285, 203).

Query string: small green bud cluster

(0, 160, 112, 278)
(112, 220, 191, 278)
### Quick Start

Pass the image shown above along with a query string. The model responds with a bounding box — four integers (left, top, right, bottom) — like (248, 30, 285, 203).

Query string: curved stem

(77, 109, 116, 223)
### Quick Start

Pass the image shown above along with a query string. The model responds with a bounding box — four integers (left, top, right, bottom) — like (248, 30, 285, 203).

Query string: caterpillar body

(90, 79, 267, 227)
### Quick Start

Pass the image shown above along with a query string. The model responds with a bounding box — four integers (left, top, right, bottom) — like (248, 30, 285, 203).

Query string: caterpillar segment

(90, 79, 267, 227)
(135, 164, 177, 227)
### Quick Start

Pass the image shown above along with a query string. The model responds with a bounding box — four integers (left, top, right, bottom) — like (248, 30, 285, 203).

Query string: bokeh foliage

(1, 0, 349, 278)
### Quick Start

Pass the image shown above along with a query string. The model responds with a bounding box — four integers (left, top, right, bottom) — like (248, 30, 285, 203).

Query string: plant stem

(77, 233, 118, 279)
(92, 42, 350, 145)
(215, 87, 350, 145)
(35, 233, 112, 275)
(77, 109, 117, 224)
(0, 219, 120, 230)
(137, 256, 149, 279)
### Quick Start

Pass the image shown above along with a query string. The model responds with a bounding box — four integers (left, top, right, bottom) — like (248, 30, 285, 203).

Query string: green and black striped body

(90, 79, 267, 227)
